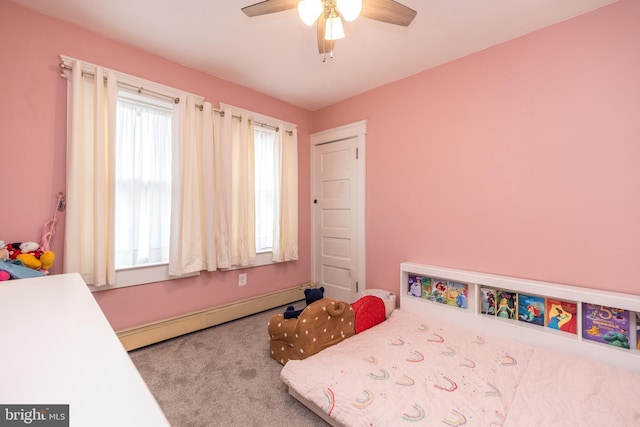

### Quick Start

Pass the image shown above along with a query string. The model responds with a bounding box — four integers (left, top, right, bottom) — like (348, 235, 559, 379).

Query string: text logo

(0, 405, 69, 427)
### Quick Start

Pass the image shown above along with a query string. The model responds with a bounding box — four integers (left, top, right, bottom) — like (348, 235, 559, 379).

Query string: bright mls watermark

(0, 405, 68, 427)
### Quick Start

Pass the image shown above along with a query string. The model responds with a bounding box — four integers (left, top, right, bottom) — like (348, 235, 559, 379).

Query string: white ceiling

(11, 0, 618, 111)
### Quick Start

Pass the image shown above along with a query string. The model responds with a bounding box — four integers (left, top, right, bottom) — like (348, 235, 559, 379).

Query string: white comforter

(281, 309, 640, 426)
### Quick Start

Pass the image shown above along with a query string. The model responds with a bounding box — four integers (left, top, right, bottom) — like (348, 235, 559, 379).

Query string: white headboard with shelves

(400, 262, 640, 372)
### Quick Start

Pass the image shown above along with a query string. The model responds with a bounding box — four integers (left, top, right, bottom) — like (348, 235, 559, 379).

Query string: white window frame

(87, 100, 296, 291)
(95, 91, 177, 291)
(114, 90, 173, 271)
(59, 53, 204, 293)
(219, 103, 297, 271)
(253, 125, 278, 254)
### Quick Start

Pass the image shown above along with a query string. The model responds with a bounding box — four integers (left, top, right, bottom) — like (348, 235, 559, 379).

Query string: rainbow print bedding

(280, 309, 640, 426)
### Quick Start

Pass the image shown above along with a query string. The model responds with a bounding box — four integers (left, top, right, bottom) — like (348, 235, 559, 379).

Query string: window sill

(89, 252, 276, 292)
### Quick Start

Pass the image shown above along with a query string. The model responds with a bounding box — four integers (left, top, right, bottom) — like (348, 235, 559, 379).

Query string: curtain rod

(59, 62, 180, 104)
(60, 62, 292, 135)
(213, 109, 292, 134)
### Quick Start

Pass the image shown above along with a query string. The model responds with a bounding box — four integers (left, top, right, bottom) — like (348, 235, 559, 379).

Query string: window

(62, 56, 297, 290)
(113, 99, 288, 284)
(254, 126, 277, 253)
(114, 92, 173, 270)
(114, 98, 279, 272)
(220, 101, 299, 267)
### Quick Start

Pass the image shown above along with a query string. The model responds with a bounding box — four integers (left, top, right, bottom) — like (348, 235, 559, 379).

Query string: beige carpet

(129, 303, 329, 427)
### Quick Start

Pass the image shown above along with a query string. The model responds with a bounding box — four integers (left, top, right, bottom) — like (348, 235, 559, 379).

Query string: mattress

(281, 309, 640, 426)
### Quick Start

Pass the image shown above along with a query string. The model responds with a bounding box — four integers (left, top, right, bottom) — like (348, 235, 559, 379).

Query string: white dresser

(0, 273, 170, 426)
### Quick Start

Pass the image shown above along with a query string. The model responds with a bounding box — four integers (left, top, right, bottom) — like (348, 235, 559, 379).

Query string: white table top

(0, 273, 170, 426)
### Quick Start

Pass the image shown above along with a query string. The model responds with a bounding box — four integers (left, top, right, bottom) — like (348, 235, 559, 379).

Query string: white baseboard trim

(117, 284, 309, 351)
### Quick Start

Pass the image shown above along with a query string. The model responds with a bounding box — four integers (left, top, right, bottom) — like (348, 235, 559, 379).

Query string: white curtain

(64, 58, 297, 284)
(114, 96, 172, 268)
(272, 128, 299, 262)
(64, 60, 117, 286)
(211, 111, 256, 267)
(168, 97, 217, 276)
(230, 114, 256, 266)
(212, 109, 232, 268)
(200, 102, 217, 271)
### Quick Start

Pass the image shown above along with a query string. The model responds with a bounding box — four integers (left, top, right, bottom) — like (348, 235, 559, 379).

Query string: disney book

(430, 278, 448, 305)
(517, 293, 545, 326)
(445, 281, 468, 309)
(582, 303, 630, 349)
(495, 290, 517, 320)
(637, 312, 640, 350)
(420, 276, 433, 300)
(480, 287, 496, 316)
(545, 298, 577, 334)
(407, 274, 424, 298)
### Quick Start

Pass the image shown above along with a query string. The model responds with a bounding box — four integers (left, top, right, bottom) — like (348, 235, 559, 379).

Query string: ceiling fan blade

(317, 12, 335, 54)
(241, 0, 298, 17)
(360, 0, 417, 26)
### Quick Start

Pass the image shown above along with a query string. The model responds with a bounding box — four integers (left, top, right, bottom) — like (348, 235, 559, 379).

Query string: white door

(311, 121, 366, 303)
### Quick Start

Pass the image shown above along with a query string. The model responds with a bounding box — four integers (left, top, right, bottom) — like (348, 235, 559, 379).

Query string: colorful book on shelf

(582, 303, 630, 349)
(407, 274, 423, 298)
(517, 294, 545, 326)
(430, 278, 448, 304)
(637, 312, 640, 350)
(495, 290, 517, 320)
(420, 276, 433, 300)
(445, 281, 468, 309)
(545, 298, 577, 334)
(480, 287, 496, 316)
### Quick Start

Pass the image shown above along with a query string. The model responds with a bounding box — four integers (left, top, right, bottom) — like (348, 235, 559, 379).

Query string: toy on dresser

(4, 241, 55, 271)
(0, 192, 64, 281)
(0, 240, 55, 280)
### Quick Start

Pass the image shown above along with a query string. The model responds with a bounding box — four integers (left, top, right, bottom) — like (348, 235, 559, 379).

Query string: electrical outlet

(238, 273, 247, 286)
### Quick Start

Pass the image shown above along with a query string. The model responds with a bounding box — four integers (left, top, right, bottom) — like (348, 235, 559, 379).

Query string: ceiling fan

(242, 0, 417, 59)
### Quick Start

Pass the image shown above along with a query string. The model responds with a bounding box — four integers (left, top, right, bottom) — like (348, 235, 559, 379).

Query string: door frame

(310, 120, 367, 298)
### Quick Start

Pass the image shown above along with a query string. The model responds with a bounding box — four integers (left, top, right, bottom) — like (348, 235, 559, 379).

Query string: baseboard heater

(117, 284, 309, 351)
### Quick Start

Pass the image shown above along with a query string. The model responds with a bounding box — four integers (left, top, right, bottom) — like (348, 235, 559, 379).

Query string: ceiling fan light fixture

(336, 0, 362, 22)
(297, 0, 323, 26)
(243, 0, 417, 59)
(324, 15, 345, 40)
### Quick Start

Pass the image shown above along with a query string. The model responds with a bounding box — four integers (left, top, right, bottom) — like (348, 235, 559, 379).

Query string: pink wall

(313, 0, 640, 296)
(2, 0, 638, 333)
(0, 0, 313, 330)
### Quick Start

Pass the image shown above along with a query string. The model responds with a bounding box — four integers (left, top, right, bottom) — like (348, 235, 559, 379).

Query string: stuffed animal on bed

(284, 287, 325, 319)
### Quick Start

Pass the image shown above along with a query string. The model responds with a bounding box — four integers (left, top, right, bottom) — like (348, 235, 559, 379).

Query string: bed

(280, 263, 640, 426)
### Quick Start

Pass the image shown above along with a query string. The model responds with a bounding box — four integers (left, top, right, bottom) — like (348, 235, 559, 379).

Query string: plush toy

(4, 241, 55, 272)
(0, 194, 63, 278)
(1, 240, 45, 280)
(284, 287, 325, 319)
(0, 241, 10, 281)
(0, 241, 8, 260)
